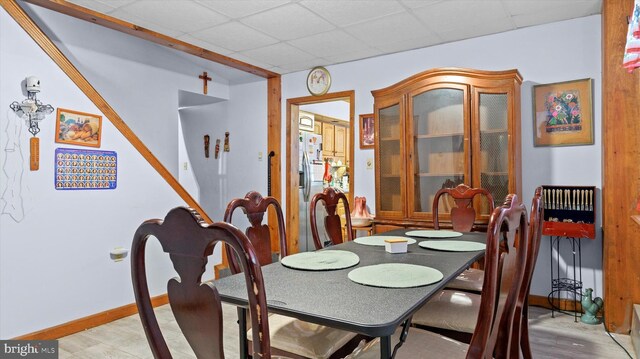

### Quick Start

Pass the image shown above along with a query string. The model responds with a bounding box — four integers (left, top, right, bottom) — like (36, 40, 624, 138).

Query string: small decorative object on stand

(9, 76, 54, 171)
(224, 132, 230, 152)
(215, 139, 220, 159)
(204, 134, 210, 158)
(580, 288, 603, 325)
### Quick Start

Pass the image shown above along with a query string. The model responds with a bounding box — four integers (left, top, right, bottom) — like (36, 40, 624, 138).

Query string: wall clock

(306, 66, 331, 96)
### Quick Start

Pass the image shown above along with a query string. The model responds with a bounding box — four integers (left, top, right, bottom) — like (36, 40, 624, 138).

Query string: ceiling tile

(176, 34, 234, 56)
(287, 30, 370, 58)
(400, 0, 441, 9)
(413, 1, 511, 33)
(195, 0, 291, 18)
(239, 43, 316, 66)
(225, 53, 275, 71)
(277, 58, 332, 72)
(345, 12, 432, 47)
(108, 8, 184, 38)
(436, 16, 515, 44)
(505, 0, 600, 17)
(511, 2, 598, 28)
(66, 0, 116, 13)
(116, 1, 228, 33)
(374, 34, 441, 54)
(190, 22, 278, 52)
(323, 47, 382, 65)
(300, 0, 405, 26)
(241, 3, 335, 41)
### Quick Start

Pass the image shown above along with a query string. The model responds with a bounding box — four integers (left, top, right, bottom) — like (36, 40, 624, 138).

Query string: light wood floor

(56, 304, 635, 358)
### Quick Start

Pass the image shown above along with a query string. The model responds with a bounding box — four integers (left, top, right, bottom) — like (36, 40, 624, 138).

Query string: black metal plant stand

(548, 235, 583, 322)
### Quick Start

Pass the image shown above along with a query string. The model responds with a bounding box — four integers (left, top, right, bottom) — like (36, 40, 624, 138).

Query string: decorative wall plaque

(55, 148, 117, 190)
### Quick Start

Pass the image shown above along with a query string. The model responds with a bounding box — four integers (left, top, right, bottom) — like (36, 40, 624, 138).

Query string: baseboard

(14, 294, 169, 340)
(529, 294, 582, 312)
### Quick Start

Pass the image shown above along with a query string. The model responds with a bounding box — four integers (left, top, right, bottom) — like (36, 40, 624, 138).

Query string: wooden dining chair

(310, 187, 353, 250)
(345, 194, 529, 358)
(514, 187, 543, 359)
(131, 207, 272, 359)
(433, 184, 495, 293)
(224, 191, 360, 359)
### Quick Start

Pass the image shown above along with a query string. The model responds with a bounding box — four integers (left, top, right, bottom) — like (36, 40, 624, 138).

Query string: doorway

(286, 91, 355, 254)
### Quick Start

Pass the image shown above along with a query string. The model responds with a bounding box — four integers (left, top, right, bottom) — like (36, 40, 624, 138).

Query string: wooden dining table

(212, 229, 486, 359)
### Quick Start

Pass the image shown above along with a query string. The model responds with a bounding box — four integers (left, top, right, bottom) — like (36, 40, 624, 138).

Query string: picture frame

(55, 108, 102, 148)
(359, 113, 374, 149)
(532, 78, 594, 147)
(306, 66, 331, 96)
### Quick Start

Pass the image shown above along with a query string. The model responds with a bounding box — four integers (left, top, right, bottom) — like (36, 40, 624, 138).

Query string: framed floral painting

(532, 78, 593, 147)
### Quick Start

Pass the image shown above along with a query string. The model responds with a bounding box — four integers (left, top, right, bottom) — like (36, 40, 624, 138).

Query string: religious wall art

(55, 108, 102, 148)
(204, 134, 210, 158)
(215, 139, 221, 159)
(55, 148, 117, 190)
(224, 132, 230, 152)
(532, 78, 593, 147)
(359, 113, 374, 149)
(306, 66, 331, 96)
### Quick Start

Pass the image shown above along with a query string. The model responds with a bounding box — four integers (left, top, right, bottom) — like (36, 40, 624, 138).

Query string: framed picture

(55, 108, 102, 148)
(359, 113, 374, 149)
(532, 78, 593, 147)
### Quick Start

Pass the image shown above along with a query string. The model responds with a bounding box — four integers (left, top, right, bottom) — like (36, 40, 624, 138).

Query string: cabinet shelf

(380, 136, 401, 141)
(381, 174, 401, 178)
(415, 172, 464, 177)
(415, 132, 464, 139)
(480, 128, 508, 134)
(481, 171, 508, 176)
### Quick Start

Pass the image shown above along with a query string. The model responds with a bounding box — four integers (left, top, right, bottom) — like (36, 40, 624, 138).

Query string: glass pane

(412, 89, 464, 213)
(479, 93, 508, 211)
(378, 104, 402, 212)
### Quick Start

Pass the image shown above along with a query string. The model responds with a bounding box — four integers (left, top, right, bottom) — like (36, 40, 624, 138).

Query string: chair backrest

(131, 207, 271, 359)
(310, 187, 353, 250)
(223, 191, 287, 274)
(467, 194, 528, 359)
(432, 184, 495, 232)
(513, 187, 544, 358)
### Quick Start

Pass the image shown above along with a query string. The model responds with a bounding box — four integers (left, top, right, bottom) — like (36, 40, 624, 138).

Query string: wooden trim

(602, 0, 640, 334)
(14, 294, 169, 340)
(1, 0, 212, 225)
(22, 0, 278, 79)
(286, 91, 355, 254)
(528, 294, 582, 313)
(268, 76, 282, 252)
(632, 215, 640, 227)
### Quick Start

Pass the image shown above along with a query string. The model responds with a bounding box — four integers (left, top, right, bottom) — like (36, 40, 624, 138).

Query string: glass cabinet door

(408, 87, 468, 219)
(476, 92, 509, 214)
(376, 102, 403, 214)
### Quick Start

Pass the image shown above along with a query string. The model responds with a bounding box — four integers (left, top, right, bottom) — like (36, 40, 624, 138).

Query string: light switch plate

(366, 158, 373, 169)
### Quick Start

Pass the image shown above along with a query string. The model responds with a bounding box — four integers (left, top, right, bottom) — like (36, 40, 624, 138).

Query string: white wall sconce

(9, 76, 54, 170)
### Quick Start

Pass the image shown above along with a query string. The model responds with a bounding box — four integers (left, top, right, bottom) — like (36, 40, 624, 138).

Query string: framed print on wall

(532, 78, 594, 147)
(359, 113, 375, 149)
(55, 108, 102, 148)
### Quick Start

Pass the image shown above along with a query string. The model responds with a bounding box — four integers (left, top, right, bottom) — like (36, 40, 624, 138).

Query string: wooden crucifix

(199, 71, 212, 95)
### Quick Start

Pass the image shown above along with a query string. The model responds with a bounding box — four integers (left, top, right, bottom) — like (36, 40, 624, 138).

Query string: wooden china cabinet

(372, 68, 522, 232)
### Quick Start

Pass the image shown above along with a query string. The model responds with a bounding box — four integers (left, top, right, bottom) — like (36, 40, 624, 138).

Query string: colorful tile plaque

(55, 148, 117, 190)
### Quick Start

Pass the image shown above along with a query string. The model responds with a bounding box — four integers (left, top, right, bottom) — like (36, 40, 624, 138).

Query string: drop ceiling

(65, 0, 602, 75)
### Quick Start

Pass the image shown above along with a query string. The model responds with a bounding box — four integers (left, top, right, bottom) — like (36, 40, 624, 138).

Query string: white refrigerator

(299, 132, 327, 252)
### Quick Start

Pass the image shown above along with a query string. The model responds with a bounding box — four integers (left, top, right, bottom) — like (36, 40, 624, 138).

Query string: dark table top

(212, 229, 486, 337)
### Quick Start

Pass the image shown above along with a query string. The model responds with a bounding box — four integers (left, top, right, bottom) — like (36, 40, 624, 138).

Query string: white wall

(0, 7, 185, 338)
(281, 15, 603, 298)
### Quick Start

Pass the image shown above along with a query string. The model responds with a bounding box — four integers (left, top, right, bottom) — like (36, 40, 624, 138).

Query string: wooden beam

(602, 0, 640, 333)
(268, 76, 283, 252)
(22, 0, 279, 79)
(14, 294, 168, 340)
(0, 0, 212, 223)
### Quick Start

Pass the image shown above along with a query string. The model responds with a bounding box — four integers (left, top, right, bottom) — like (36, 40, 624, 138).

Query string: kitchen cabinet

(372, 68, 522, 231)
(322, 123, 335, 153)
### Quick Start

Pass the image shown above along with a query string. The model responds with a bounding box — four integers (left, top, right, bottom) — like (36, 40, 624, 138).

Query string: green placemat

(405, 230, 463, 238)
(354, 235, 417, 246)
(418, 240, 486, 252)
(280, 250, 360, 271)
(348, 263, 443, 288)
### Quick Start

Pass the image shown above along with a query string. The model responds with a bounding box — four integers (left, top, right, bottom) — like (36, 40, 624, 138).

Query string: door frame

(286, 90, 355, 254)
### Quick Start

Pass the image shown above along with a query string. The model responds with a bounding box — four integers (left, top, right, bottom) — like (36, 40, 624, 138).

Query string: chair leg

(520, 305, 533, 359)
